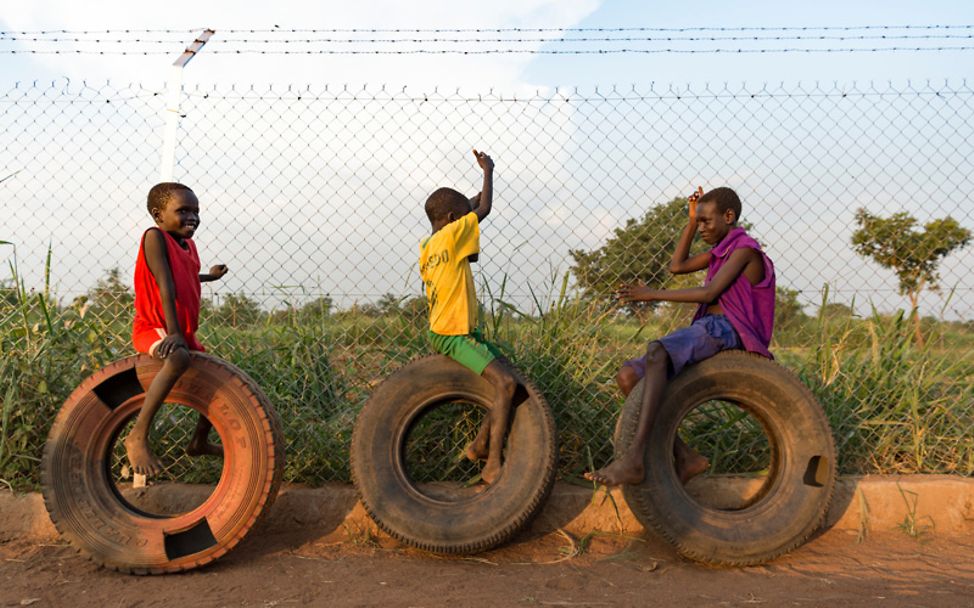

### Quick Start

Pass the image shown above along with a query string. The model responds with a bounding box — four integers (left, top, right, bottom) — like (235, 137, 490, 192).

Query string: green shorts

(428, 328, 503, 375)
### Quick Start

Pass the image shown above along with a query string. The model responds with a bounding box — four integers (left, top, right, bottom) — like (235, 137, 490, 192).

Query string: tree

(209, 293, 264, 328)
(851, 208, 971, 345)
(86, 267, 134, 325)
(774, 287, 811, 338)
(298, 296, 333, 320)
(0, 278, 17, 307)
(355, 293, 403, 318)
(570, 196, 704, 307)
(819, 301, 854, 320)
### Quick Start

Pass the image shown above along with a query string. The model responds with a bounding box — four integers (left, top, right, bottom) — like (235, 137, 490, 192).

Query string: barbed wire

(216, 24, 974, 33)
(6, 46, 974, 56)
(3, 24, 972, 35)
(4, 33, 974, 44)
(4, 79, 968, 104)
(0, 37, 198, 44)
(0, 28, 197, 36)
(213, 34, 974, 43)
(3, 24, 973, 56)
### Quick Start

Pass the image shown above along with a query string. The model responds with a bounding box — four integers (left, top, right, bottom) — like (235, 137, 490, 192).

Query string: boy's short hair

(147, 182, 193, 215)
(699, 187, 742, 224)
(425, 187, 468, 223)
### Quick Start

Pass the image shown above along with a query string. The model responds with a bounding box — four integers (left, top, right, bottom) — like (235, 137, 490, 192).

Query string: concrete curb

(3, 475, 972, 544)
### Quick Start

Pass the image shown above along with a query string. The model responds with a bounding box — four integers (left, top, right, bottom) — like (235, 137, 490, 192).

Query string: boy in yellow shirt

(419, 149, 516, 485)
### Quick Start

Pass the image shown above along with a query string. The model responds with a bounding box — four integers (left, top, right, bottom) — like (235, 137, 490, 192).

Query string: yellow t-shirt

(419, 212, 480, 335)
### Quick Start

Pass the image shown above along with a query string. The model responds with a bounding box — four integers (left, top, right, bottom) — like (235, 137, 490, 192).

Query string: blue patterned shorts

(622, 315, 742, 379)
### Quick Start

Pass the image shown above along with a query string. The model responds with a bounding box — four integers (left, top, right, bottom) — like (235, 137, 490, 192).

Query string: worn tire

(615, 350, 836, 566)
(351, 355, 557, 554)
(42, 353, 285, 574)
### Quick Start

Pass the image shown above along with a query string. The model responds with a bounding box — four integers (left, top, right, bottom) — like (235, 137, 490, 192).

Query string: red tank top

(132, 228, 204, 351)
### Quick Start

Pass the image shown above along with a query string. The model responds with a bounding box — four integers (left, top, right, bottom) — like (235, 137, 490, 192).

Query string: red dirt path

(1, 527, 971, 607)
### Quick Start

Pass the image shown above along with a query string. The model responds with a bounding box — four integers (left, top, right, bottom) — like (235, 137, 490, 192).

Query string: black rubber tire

(42, 353, 285, 574)
(351, 355, 557, 554)
(615, 350, 836, 566)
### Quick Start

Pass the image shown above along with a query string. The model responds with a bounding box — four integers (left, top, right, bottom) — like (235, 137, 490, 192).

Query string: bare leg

(674, 438, 709, 484)
(585, 342, 670, 486)
(613, 364, 709, 485)
(479, 360, 517, 485)
(464, 415, 490, 462)
(124, 348, 191, 476)
(186, 414, 223, 457)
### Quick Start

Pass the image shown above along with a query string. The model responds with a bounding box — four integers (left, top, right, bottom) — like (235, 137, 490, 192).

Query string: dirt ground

(1, 525, 972, 608)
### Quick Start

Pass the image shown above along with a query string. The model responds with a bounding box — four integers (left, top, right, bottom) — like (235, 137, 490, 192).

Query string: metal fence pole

(158, 29, 214, 182)
(141, 29, 215, 487)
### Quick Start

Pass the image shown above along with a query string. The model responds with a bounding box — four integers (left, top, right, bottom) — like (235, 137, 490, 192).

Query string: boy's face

(152, 190, 200, 240)
(695, 200, 735, 245)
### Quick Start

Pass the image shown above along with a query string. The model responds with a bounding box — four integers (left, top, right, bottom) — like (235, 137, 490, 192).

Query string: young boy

(125, 182, 228, 476)
(419, 149, 516, 485)
(586, 186, 776, 487)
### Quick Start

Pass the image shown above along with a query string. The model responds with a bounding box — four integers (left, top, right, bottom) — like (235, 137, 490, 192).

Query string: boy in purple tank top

(586, 186, 776, 487)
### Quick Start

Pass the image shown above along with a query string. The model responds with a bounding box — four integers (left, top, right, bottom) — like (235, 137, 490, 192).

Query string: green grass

(1, 266, 972, 491)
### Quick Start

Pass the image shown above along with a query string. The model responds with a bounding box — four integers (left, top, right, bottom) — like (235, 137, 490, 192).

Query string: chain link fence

(1, 79, 972, 489)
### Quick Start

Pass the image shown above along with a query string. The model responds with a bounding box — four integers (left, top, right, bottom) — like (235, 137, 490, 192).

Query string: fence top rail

(2, 78, 973, 103)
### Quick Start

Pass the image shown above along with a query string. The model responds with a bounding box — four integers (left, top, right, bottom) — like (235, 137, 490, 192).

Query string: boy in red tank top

(125, 182, 228, 476)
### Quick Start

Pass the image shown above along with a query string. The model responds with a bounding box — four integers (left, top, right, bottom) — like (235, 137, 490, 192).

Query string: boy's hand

(157, 333, 188, 359)
(472, 149, 494, 173)
(616, 281, 656, 304)
(687, 186, 704, 222)
(208, 264, 228, 280)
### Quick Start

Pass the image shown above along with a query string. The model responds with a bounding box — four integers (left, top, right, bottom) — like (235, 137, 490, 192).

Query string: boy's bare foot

(464, 435, 489, 462)
(481, 459, 502, 485)
(464, 417, 491, 462)
(584, 452, 645, 486)
(675, 445, 709, 485)
(123, 434, 164, 476)
(185, 434, 224, 457)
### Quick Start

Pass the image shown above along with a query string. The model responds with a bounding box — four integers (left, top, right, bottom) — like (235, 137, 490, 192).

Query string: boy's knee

(497, 370, 517, 399)
(616, 366, 639, 394)
(484, 361, 517, 400)
(166, 347, 192, 373)
(645, 341, 669, 367)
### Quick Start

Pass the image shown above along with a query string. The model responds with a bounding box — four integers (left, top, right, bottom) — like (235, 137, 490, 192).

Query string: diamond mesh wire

(1, 79, 971, 488)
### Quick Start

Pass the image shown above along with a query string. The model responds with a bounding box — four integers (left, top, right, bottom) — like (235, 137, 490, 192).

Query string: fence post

(158, 29, 215, 182)
(144, 29, 213, 488)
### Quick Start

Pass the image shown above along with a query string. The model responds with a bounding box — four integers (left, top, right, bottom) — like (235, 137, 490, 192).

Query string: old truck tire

(615, 350, 836, 566)
(42, 353, 284, 574)
(351, 355, 557, 554)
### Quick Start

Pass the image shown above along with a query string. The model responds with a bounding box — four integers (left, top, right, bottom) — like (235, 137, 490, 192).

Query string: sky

(1, 1, 973, 319)
(2, 1, 972, 88)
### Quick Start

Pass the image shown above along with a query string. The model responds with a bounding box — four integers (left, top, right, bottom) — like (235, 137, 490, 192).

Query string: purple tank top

(693, 227, 776, 358)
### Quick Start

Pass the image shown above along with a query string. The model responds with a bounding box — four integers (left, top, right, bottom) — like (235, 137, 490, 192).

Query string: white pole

(136, 29, 215, 490)
(158, 29, 215, 183)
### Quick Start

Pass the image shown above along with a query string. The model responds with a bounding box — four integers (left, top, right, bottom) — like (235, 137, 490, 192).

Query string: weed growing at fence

(1, 264, 972, 491)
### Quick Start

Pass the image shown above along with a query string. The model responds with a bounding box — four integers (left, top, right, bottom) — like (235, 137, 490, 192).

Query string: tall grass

(1, 249, 125, 489)
(485, 272, 624, 477)
(793, 288, 974, 475)
(1, 263, 972, 491)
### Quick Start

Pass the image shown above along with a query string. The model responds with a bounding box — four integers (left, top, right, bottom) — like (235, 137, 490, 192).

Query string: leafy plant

(851, 209, 971, 345)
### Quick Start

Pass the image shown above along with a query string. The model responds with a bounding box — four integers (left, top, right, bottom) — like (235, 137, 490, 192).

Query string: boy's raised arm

(669, 186, 711, 274)
(471, 149, 493, 222)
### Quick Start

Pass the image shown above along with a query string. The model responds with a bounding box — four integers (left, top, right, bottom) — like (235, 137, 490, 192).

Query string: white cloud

(3, 0, 602, 89)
